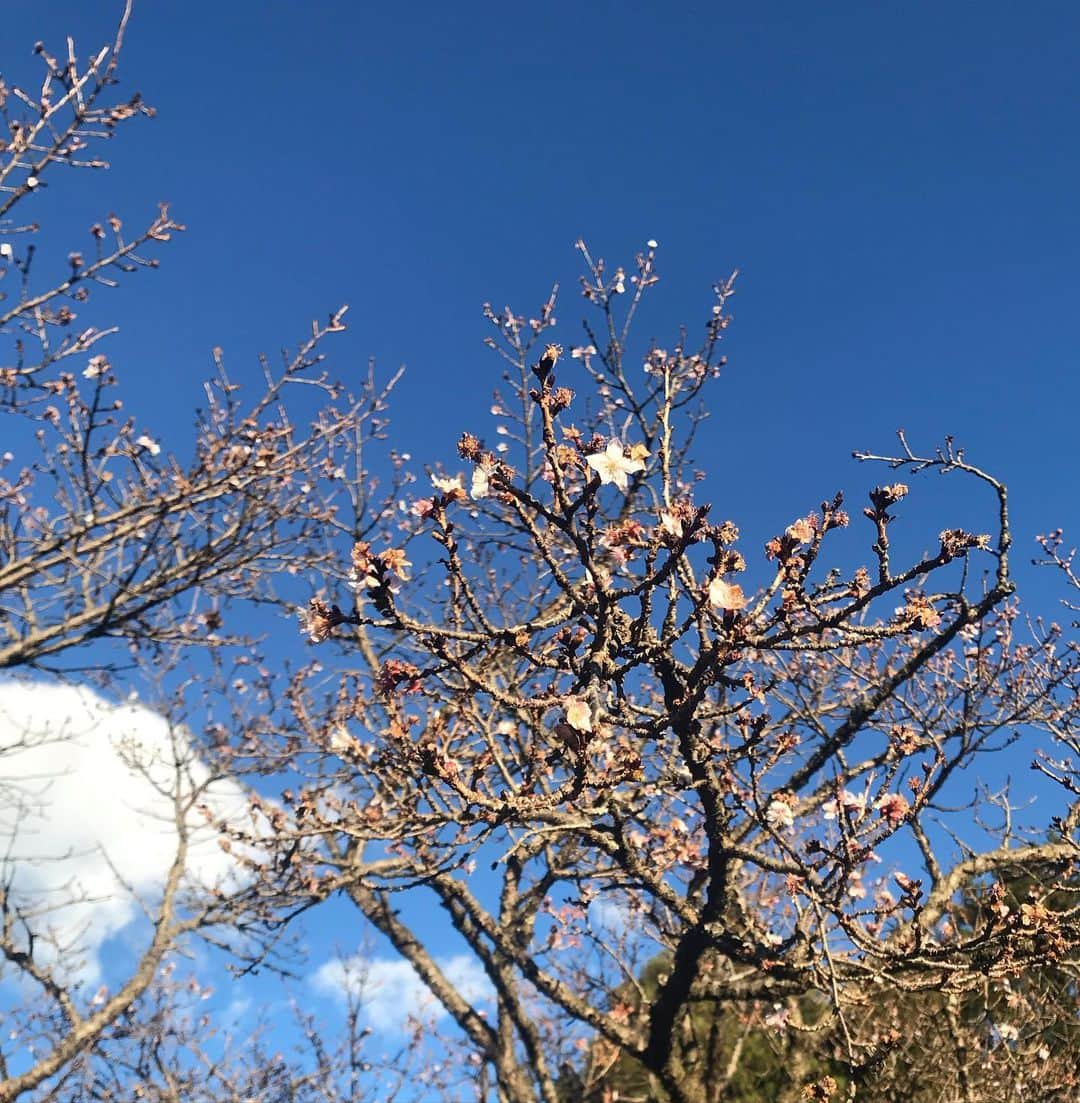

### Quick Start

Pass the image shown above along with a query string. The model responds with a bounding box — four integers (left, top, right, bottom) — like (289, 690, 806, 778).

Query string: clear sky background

(5, 0, 1078, 543)
(3, 0, 1079, 1079)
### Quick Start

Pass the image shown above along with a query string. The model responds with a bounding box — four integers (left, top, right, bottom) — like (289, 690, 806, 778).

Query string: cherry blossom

(431, 473, 464, 495)
(876, 792, 911, 825)
(785, 517, 815, 544)
(564, 696, 593, 733)
(708, 576, 748, 611)
(585, 440, 646, 492)
(470, 464, 494, 500)
(659, 510, 683, 539)
(765, 796, 796, 830)
(83, 355, 110, 379)
(378, 548, 412, 581)
(823, 789, 868, 820)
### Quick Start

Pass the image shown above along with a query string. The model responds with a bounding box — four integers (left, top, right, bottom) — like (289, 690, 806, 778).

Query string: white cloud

(311, 953, 491, 1030)
(0, 681, 249, 982)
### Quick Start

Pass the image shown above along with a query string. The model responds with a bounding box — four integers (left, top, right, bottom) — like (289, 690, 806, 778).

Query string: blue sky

(5, 0, 1078, 551)
(3, 0, 1080, 1087)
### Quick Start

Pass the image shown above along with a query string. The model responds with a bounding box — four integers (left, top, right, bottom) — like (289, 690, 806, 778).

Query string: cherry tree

(271, 240, 1080, 1103)
(1, 8, 1077, 1103)
(0, 9, 400, 1099)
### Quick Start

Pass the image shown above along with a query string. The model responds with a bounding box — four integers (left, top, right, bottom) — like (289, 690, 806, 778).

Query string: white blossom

(585, 440, 645, 492)
(564, 697, 593, 733)
(470, 467, 490, 499)
(822, 789, 867, 820)
(765, 798, 795, 831)
(708, 576, 748, 610)
(83, 355, 110, 379)
(659, 510, 683, 539)
(431, 473, 464, 494)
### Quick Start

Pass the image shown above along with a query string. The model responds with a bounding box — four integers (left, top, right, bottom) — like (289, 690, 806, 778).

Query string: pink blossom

(876, 793, 910, 825)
